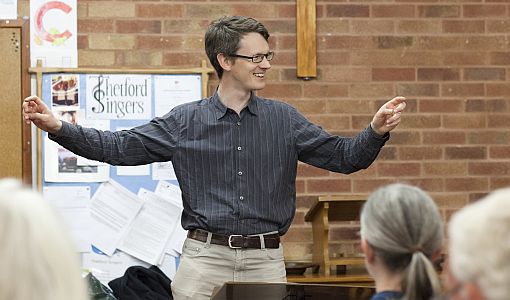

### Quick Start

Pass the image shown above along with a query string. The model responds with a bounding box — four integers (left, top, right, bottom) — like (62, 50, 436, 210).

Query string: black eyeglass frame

(229, 51, 274, 63)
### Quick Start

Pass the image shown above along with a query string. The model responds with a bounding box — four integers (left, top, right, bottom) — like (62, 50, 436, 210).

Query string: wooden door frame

(1, 19, 32, 185)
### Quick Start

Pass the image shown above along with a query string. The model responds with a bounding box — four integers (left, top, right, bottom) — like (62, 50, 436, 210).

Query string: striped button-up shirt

(51, 92, 389, 235)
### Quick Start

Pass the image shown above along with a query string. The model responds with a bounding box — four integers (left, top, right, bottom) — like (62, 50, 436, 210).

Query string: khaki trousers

(171, 237, 287, 300)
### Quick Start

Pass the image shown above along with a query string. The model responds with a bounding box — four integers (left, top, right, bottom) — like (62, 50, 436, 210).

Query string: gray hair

(448, 187, 510, 300)
(0, 179, 88, 300)
(205, 16, 270, 79)
(360, 183, 443, 300)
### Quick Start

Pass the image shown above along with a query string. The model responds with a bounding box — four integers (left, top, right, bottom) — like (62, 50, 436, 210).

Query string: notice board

(31, 63, 213, 284)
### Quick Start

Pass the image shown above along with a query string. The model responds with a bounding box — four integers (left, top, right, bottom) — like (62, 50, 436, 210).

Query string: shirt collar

(211, 91, 259, 119)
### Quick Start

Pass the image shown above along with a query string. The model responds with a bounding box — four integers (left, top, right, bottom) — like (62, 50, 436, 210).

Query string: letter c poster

(30, 0, 77, 67)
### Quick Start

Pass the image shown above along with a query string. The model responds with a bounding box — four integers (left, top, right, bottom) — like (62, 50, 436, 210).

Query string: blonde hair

(360, 183, 443, 300)
(449, 188, 510, 300)
(0, 179, 88, 300)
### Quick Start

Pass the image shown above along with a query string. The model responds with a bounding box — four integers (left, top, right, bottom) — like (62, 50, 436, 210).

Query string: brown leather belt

(187, 229, 280, 249)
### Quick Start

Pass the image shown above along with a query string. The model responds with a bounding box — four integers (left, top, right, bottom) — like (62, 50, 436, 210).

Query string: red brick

(417, 68, 460, 81)
(399, 146, 443, 160)
(303, 85, 349, 99)
(488, 115, 510, 128)
(397, 115, 441, 130)
(423, 131, 466, 144)
(463, 4, 506, 18)
(445, 178, 488, 192)
(323, 36, 373, 50)
(415, 37, 462, 50)
(78, 19, 114, 33)
(285, 99, 327, 114)
(444, 52, 488, 65)
(307, 179, 352, 194)
(404, 178, 444, 192)
(442, 83, 485, 97)
(490, 146, 510, 159)
(136, 4, 183, 18)
(419, 99, 463, 113)
(424, 162, 468, 176)
(372, 5, 415, 18)
(469, 162, 510, 176)
(444, 115, 486, 129)
(490, 177, 510, 190)
(326, 5, 369, 17)
(418, 5, 460, 18)
(490, 52, 510, 65)
(317, 51, 350, 66)
(372, 68, 416, 81)
(307, 115, 351, 131)
(487, 84, 510, 97)
(378, 162, 421, 177)
(326, 99, 371, 114)
(396, 21, 442, 34)
(443, 20, 485, 33)
(378, 146, 398, 160)
(116, 20, 161, 34)
(445, 146, 487, 159)
(387, 131, 422, 145)
(468, 131, 510, 145)
(353, 179, 396, 193)
(397, 84, 439, 97)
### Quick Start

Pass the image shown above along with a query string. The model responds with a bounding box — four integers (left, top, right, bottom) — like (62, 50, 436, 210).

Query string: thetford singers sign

(86, 74, 152, 119)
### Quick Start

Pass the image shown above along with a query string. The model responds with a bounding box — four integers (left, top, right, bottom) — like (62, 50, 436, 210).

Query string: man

(23, 16, 406, 300)
(446, 188, 510, 300)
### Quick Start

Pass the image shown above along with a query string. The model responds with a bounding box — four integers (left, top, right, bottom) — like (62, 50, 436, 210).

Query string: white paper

(154, 181, 187, 254)
(152, 161, 177, 180)
(30, 0, 77, 67)
(89, 180, 143, 256)
(86, 74, 152, 120)
(43, 185, 92, 252)
(158, 253, 177, 281)
(82, 249, 149, 286)
(154, 180, 183, 208)
(118, 188, 181, 265)
(154, 75, 202, 117)
(0, 0, 17, 19)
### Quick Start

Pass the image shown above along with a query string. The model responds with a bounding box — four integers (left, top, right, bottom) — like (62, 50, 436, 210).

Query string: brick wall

(18, 1, 510, 261)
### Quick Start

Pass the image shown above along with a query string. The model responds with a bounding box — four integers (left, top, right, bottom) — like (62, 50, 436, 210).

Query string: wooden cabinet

(305, 195, 367, 276)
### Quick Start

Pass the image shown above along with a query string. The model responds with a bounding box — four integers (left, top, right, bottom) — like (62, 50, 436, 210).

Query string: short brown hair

(205, 16, 270, 79)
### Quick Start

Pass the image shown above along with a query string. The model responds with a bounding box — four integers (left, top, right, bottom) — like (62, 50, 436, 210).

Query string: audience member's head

(447, 188, 510, 300)
(360, 183, 444, 300)
(0, 179, 88, 300)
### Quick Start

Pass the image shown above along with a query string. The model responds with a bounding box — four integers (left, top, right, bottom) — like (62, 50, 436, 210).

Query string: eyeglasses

(230, 51, 274, 63)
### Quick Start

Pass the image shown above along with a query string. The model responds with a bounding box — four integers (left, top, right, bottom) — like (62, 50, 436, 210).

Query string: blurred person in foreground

(0, 179, 88, 300)
(360, 183, 444, 300)
(445, 188, 510, 300)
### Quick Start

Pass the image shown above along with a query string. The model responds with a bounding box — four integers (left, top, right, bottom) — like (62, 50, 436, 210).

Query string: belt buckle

(228, 235, 243, 249)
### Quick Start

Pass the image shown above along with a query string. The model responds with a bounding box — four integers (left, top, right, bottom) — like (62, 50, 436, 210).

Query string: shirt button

(237, 146, 242, 151)
(238, 171, 243, 176)
(239, 196, 244, 200)
(237, 122, 241, 126)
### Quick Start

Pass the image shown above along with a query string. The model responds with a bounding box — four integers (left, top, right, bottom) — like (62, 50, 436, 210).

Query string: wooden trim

(296, 0, 317, 79)
(1, 19, 32, 186)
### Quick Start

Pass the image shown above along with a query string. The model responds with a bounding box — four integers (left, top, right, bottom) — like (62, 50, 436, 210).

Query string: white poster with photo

(154, 75, 202, 117)
(45, 108, 110, 182)
(30, 0, 77, 67)
(86, 74, 152, 120)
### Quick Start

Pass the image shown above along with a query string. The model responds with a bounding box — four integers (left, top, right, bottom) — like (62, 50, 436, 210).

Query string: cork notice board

(0, 20, 31, 184)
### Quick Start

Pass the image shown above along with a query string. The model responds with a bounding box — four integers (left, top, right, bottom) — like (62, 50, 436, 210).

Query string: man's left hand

(371, 96, 406, 136)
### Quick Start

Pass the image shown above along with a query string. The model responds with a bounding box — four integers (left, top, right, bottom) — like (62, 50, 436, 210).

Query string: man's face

(228, 32, 272, 92)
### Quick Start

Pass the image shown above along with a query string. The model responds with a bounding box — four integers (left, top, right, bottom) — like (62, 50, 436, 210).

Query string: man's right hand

(22, 95, 63, 135)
